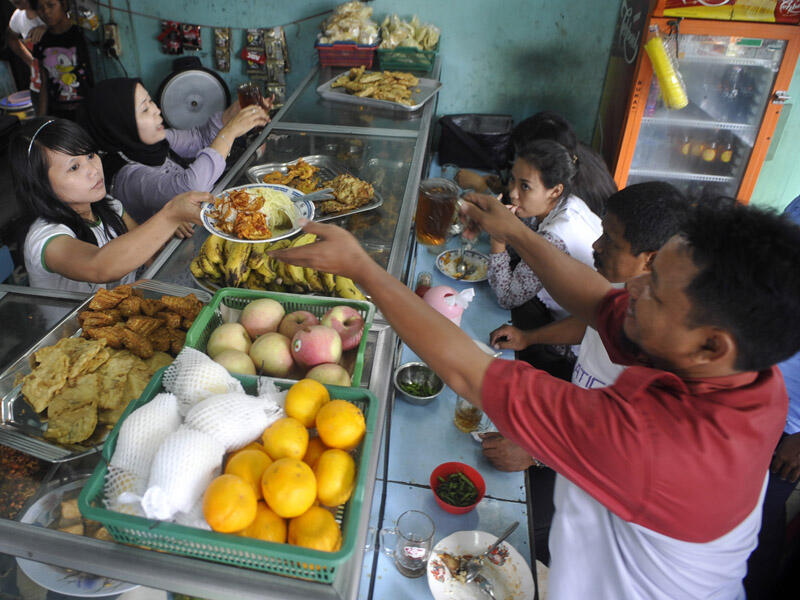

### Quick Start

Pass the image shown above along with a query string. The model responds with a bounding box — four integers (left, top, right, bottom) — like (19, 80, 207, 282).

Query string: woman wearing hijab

(80, 78, 268, 229)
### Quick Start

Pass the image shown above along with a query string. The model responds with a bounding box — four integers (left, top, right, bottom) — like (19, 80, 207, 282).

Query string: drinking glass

(237, 82, 266, 110)
(379, 510, 435, 578)
(454, 396, 484, 433)
(415, 178, 459, 251)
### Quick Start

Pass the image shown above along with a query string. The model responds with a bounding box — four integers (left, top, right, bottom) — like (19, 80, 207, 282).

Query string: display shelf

(641, 116, 757, 132)
(628, 168, 735, 183)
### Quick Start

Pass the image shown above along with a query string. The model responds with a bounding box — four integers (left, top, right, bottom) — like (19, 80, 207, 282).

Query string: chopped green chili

(400, 380, 437, 397)
(435, 472, 478, 507)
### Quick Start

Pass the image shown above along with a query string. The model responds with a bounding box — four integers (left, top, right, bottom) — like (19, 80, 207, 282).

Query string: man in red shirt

(274, 198, 800, 598)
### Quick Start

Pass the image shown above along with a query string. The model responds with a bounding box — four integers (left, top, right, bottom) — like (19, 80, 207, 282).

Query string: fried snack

(148, 327, 171, 353)
(319, 173, 375, 214)
(117, 295, 144, 317)
(144, 351, 173, 374)
(84, 326, 124, 349)
(119, 328, 154, 359)
(94, 350, 139, 410)
(21, 351, 69, 413)
(140, 298, 166, 316)
(125, 316, 163, 337)
(43, 374, 99, 444)
(181, 317, 195, 330)
(156, 311, 182, 329)
(261, 158, 320, 193)
(88, 286, 131, 310)
(78, 311, 119, 328)
(233, 211, 271, 240)
(160, 294, 202, 320)
(331, 67, 418, 105)
(167, 328, 186, 355)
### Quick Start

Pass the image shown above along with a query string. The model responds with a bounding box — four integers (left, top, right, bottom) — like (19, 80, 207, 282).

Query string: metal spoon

(453, 239, 472, 279)
(300, 187, 335, 202)
(461, 521, 519, 583)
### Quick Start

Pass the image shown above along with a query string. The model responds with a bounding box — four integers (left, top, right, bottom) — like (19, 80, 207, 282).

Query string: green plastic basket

(184, 288, 375, 387)
(79, 368, 378, 584)
(377, 42, 439, 72)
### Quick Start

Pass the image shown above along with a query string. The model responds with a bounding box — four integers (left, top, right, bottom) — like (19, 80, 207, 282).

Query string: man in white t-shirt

(6, 0, 44, 94)
(482, 182, 692, 565)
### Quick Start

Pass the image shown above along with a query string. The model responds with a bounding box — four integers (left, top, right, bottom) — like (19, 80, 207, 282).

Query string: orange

(288, 506, 342, 552)
(285, 379, 330, 427)
(314, 449, 356, 507)
(262, 417, 309, 461)
(238, 502, 287, 544)
(224, 449, 272, 500)
(261, 457, 317, 519)
(202, 474, 258, 533)
(302, 436, 329, 470)
(230, 441, 268, 459)
(315, 400, 366, 451)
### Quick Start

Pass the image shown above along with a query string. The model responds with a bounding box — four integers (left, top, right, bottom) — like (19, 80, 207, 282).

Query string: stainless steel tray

(246, 154, 384, 223)
(316, 72, 441, 113)
(0, 280, 211, 462)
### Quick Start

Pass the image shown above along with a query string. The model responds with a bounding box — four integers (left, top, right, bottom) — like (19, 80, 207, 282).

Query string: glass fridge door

(627, 33, 786, 199)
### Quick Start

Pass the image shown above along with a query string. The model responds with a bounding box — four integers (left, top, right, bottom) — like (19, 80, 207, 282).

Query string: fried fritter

(144, 351, 173, 374)
(43, 374, 99, 444)
(319, 174, 375, 215)
(119, 328, 154, 359)
(94, 350, 141, 410)
(83, 326, 124, 349)
(125, 316, 163, 337)
(117, 296, 143, 317)
(233, 211, 271, 240)
(140, 298, 166, 316)
(155, 311, 182, 329)
(22, 351, 69, 413)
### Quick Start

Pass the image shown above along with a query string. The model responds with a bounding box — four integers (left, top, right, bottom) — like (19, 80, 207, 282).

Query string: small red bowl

(430, 462, 486, 515)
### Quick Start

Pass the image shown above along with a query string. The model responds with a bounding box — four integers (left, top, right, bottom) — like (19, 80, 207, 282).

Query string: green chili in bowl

(400, 380, 438, 397)
(435, 472, 478, 507)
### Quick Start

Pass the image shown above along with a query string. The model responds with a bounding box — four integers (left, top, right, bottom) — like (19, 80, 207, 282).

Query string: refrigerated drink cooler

(594, 1, 800, 202)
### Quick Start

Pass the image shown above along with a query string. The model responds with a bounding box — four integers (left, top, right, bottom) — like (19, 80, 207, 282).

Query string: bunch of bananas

(190, 234, 367, 300)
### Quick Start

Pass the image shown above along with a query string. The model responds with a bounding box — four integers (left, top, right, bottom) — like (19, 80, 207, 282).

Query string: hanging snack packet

(213, 27, 231, 72)
(158, 21, 183, 55)
(181, 24, 202, 52)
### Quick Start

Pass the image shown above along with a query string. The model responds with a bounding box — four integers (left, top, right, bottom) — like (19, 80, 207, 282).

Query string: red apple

(249, 332, 294, 377)
(306, 363, 351, 386)
(278, 310, 319, 340)
(240, 298, 285, 338)
(321, 306, 365, 351)
(291, 325, 342, 368)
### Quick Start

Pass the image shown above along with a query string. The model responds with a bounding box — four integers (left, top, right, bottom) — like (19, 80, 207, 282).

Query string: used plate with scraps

(436, 249, 490, 282)
(427, 530, 533, 600)
(201, 183, 314, 244)
(16, 475, 139, 597)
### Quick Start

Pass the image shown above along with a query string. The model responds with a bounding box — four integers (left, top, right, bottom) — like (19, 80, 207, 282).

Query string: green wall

(95, 0, 797, 210)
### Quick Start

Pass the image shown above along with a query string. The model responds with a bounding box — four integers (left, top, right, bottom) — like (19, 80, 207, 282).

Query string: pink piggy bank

(423, 285, 465, 326)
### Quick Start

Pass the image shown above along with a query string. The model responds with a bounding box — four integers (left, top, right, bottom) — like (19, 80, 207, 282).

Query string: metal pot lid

(158, 69, 229, 130)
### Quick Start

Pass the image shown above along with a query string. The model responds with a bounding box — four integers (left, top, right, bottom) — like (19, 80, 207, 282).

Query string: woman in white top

(10, 118, 208, 293)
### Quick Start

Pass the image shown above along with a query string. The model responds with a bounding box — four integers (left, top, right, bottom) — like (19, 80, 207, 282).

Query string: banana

(222, 241, 251, 287)
(244, 272, 265, 290)
(255, 261, 277, 283)
(276, 260, 292, 285)
(290, 233, 317, 248)
(199, 255, 223, 280)
(335, 275, 367, 300)
(247, 242, 269, 270)
(321, 272, 337, 293)
(304, 267, 325, 293)
(201, 234, 225, 265)
(189, 256, 206, 279)
(321, 272, 336, 293)
(266, 281, 286, 293)
(286, 262, 307, 288)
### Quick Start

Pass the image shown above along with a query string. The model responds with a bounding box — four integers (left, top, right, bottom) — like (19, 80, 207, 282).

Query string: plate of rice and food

(201, 183, 314, 243)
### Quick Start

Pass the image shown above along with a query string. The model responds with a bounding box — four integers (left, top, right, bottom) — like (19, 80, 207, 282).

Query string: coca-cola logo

(779, 0, 800, 15)
(619, 0, 643, 65)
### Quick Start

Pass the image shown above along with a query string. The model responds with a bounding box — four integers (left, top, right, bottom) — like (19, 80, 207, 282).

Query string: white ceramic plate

(201, 183, 314, 244)
(427, 530, 533, 600)
(435, 249, 490, 283)
(16, 476, 139, 598)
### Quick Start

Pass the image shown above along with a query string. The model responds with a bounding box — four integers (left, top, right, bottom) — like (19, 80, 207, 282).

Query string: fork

(473, 574, 497, 599)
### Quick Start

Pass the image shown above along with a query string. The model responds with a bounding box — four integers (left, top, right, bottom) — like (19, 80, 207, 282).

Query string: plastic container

(377, 42, 439, 73)
(79, 369, 378, 583)
(316, 40, 379, 68)
(430, 462, 486, 515)
(184, 288, 375, 387)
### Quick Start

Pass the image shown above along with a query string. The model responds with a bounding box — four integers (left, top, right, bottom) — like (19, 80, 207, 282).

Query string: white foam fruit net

(138, 427, 225, 520)
(184, 392, 284, 452)
(109, 392, 181, 477)
(103, 465, 146, 517)
(163, 348, 244, 416)
(173, 498, 211, 531)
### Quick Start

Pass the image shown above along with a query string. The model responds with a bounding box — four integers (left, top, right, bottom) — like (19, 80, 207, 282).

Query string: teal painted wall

(93, 0, 797, 210)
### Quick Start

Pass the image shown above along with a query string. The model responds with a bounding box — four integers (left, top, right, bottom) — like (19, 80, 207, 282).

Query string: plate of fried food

(317, 66, 442, 112)
(249, 156, 383, 221)
(427, 530, 533, 600)
(201, 183, 314, 243)
(16, 473, 139, 597)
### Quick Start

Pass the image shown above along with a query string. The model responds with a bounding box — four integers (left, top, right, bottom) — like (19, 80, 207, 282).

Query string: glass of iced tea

(237, 82, 266, 110)
(454, 396, 483, 433)
(415, 178, 459, 250)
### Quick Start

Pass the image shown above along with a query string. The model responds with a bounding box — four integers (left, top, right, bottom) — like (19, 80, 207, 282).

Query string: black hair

(606, 182, 691, 255)
(681, 204, 800, 372)
(28, 0, 67, 10)
(514, 139, 576, 202)
(9, 118, 128, 248)
(512, 112, 616, 216)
